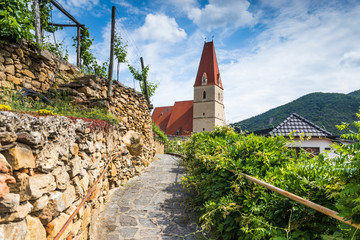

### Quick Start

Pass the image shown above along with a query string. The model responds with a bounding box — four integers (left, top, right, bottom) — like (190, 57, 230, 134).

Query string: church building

(152, 41, 226, 136)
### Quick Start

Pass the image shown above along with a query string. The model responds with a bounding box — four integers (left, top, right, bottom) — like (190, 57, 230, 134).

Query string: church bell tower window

(203, 91, 206, 99)
(202, 73, 207, 85)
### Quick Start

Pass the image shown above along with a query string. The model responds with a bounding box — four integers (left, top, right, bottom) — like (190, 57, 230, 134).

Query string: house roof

(194, 41, 223, 89)
(269, 113, 333, 137)
(165, 100, 193, 136)
(151, 106, 173, 133)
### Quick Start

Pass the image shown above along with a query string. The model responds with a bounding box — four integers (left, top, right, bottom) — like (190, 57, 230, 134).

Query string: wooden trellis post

(107, 6, 116, 99)
(33, 0, 42, 44)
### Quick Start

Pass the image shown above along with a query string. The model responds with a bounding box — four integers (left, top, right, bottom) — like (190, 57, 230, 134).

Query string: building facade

(152, 41, 226, 136)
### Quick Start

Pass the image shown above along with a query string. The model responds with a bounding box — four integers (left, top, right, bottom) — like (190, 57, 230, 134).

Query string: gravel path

(96, 154, 206, 240)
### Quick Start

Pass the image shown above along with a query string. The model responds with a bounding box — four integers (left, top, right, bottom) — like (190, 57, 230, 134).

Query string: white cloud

(136, 14, 187, 43)
(219, 3, 360, 122)
(187, 0, 255, 31)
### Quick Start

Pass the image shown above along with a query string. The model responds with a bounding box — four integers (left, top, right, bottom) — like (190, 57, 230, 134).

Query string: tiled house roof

(151, 106, 173, 133)
(152, 101, 193, 136)
(269, 113, 333, 137)
(165, 100, 193, 136)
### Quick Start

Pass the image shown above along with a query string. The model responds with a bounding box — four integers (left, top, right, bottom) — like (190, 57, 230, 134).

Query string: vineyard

(181, 114, 360, 239)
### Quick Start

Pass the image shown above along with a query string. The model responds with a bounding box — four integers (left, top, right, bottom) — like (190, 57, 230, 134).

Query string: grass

(0, 87, 119, 125)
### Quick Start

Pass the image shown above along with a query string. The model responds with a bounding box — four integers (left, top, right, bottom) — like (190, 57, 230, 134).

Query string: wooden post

(77, 26, 81, 68)
(107, 6, 116, 99)
(117, 61, 120, 81)
(140, 57, 150, 106)
(33, 0, 42, 44)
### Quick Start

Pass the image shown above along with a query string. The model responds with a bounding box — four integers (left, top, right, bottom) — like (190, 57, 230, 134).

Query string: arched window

(203, 91, 206, 99)
(202, 73, 207, 85)
(218, 93, 220, 100)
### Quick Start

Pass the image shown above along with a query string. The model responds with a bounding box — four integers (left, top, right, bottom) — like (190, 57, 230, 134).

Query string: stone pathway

(96, 154, 206, 240)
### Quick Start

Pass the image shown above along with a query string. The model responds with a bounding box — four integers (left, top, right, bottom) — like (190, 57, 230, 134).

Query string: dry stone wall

(0, 41, 80, 93)
(0, 110, 154, 240)
(0, 42, 156, 239)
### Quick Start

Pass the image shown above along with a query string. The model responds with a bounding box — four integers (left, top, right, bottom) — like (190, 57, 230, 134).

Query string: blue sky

(50, 0, 360, 123)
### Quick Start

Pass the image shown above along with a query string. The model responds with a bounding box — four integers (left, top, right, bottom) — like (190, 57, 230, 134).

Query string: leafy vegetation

(0, 0, 35, 42)
(232, 91, 360, 135)
(152, 123, 168, 143)
(0, 88, 119, 124)
(182, 125, 360, 239)
(128, 64, 158, 98)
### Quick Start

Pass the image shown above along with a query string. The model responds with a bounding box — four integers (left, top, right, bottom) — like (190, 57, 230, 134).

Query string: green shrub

(152, 123, 168, 143)
(182, 126, 357, 239)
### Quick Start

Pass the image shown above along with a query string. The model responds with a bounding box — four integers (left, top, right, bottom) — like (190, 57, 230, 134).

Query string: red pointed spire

(194, 41, 223, 89)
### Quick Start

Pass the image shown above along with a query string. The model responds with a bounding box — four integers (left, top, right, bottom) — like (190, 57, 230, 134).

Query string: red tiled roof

(166, 100, 193, 136)
(151, 106, 173, 133)
(194, 41, 223, 89)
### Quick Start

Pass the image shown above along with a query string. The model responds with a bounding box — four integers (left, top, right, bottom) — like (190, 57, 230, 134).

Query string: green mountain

(231, 90, 360, 136)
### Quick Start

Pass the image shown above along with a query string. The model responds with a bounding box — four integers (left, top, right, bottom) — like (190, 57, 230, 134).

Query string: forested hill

(231, 90, 360, 136)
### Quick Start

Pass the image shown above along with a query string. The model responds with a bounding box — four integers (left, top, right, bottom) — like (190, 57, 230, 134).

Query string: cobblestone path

(96, 154, 206, 240)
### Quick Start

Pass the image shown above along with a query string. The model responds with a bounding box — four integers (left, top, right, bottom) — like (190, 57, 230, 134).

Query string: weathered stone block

(0, 132, 17, 144)
(25, 215, 46, 240)
(4, 65, 15, 75)
(0, 219, 27, 240)
(28, 173, 56, 199)
(32, 80, 41, 89)
(0, 174, 16, 198)
(0, 193, 20, 213)
(32, 194, 49, 212)
(2, 143, 35, 170)
(53, 167, 70, 190)
(46, 212, 69, 239)
(0, 72, 6, 81)
(16, 131, 42, 147)
(82, 206, 91, 231)
(47, 191, 65, 212)
(0, 153, 11, 174)
(123, 130, 143, 156)
(70, 156, 81, 177)
(0, 201, 33, 223)
(80, 172, 89, 193)
(22, 69, 35, 79)
(78, 86, 95, 97)
(15, 48, 24, 58)
(47, 185, 75, 213)
(14, 64, 22, 70)
(6, 75, 21, 85)
(4, 58, 13, 65)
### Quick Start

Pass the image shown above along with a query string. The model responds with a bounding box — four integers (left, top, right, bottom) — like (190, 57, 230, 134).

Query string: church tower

(193, 41, 226, 133)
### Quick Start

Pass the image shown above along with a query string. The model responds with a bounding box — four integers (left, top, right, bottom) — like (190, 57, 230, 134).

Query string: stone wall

(0, 41, 80, 93)
(0, 42, 156, 239)
(0, 111, 154, 240)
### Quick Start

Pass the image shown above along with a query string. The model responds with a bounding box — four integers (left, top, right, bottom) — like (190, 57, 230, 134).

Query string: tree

(128, 64, 158, 99)
(113, 32, 127, 81)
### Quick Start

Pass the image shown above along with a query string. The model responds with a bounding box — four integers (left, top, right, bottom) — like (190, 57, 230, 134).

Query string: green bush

(182, 126, 358, 239)
(152, 123, 168, 143)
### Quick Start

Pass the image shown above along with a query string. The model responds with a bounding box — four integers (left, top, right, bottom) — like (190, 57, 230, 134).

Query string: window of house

(203, 112, 205, 116)
(290, 147, 320, 158)
(203, 128, 205, 131)
(203, 91, 206, 99)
